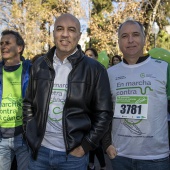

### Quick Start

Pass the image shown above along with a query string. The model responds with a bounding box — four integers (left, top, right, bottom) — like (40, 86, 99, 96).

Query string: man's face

(0, 34, 22, 61)
(118, 22, 145, 60)
(53, 14, 81, 57)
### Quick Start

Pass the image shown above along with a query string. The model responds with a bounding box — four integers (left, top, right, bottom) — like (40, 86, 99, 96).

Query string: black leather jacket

(23, 45, 113, 159)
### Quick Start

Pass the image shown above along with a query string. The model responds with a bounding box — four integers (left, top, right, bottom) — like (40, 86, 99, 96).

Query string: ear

(144, 37, 146, 43)
(143, 34, 146, 42)
(78, 32, 82, 41)
(18, 46, 23, 54)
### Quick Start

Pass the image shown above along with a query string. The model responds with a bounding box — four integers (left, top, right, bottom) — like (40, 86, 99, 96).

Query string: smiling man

(105, 20, 170, 170)
(23, 13, 113, 170)
(0, 30, 31, 170)
(118, 20, 145, 64)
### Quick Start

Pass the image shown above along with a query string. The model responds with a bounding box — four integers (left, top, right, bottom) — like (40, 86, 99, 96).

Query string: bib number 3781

(114, 96, 148, 119)
(120, 104, 141, 114)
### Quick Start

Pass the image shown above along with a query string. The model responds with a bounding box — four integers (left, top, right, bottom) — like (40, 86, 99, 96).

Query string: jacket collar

(45, 45, 84, 68)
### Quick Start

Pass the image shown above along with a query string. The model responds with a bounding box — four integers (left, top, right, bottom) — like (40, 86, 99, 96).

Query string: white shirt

(107, 57, 170, 160)
(41, 50, 75, 151)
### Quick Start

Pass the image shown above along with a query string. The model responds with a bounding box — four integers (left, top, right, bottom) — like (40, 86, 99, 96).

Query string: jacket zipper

(36, 58, 55, 151)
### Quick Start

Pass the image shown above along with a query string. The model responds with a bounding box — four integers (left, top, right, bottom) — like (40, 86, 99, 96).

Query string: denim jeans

(27, 146, 89, 170)
(110, 155, 170, 170)
(0, 134, 29, 170)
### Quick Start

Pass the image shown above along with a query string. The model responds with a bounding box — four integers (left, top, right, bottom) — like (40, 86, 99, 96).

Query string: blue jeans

(27, 146, 89, 170)
(111, 155, 170, 170)
(0, 134, 29, 170)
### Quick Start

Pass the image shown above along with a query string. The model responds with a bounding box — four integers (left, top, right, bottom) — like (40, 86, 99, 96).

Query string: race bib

(114, 96, 148, 119)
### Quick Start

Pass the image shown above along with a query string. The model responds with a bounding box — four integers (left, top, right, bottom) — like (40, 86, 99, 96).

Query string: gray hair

(118, 20, 145, 37)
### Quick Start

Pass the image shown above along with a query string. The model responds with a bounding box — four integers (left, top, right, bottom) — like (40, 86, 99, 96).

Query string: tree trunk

(145, 0, 161, 44)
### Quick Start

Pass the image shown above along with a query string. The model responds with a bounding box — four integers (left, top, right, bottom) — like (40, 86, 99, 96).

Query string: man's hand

(70, 146, 85, 157)
(106, 145, 117, 159)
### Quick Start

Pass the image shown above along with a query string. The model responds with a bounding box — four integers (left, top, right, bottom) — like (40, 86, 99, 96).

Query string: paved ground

(94, 154, 113, 170)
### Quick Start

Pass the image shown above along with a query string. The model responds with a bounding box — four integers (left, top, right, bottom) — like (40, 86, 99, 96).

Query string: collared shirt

(123, 55, 149, 65)
(53, 48, 78, 65)
(41, 49, 78, 151)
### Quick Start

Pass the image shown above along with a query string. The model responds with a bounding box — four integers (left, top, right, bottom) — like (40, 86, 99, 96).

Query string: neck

(4, 58, 21, 66)
(55, 48, 77, 62)
(56, 54, 68, 62)
(123, 53, 144, 65)
(124, 57, 139, 65)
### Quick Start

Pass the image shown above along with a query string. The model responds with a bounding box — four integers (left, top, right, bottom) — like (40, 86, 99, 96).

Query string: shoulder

(150, 57, 168, 66)
(107, 63, 122, 74)
(83, 55, 106, 70)
(22, 58, 32, 71)
(0, 60, 3, 66)
(149, 57, 169, 72)
(32, 55, 45, 68)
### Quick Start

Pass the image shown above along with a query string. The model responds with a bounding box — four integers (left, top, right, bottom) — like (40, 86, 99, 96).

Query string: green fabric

(0, 64, 22, 128)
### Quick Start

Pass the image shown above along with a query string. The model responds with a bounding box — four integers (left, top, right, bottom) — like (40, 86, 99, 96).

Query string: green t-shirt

(0, 64, 22, 128)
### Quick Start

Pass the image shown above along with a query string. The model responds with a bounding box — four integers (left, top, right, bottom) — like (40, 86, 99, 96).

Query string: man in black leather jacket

(23, 13, 113, 170)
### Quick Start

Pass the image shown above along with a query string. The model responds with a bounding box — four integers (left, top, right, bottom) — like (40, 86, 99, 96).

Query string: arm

(101, 121, 112, 152)
(101, 121, 117, 159)
(22, 66, 35, 134)
(81, 67, 113, 153)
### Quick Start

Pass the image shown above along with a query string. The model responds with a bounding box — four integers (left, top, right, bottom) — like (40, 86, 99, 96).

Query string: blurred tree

(0, 0, 86, 59)
(0, 0, 170, 59)
(140, 0, 170, 50)
(87, 0, 114, 55)
(156, 30, 170, 50)
(88, 0, 170, 56)
(89, 0, 145, 56)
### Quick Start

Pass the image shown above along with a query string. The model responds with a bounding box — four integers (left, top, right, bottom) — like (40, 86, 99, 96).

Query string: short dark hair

(31, 53, 44, 63)
(1, 30, 25, 56)
(85, 48, 98, 58)
(118, 20, 145, 37)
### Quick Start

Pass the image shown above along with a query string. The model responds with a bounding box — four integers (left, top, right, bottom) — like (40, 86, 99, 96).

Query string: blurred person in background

(85, 48, 98, 60)
(31, 53, 45, 64)
(111, 55, 122, 66)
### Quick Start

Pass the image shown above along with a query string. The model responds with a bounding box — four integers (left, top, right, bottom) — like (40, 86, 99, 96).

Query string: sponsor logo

(116, 76, 126, 80)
